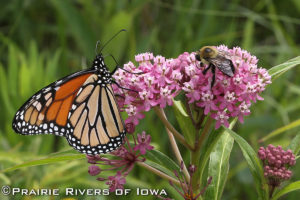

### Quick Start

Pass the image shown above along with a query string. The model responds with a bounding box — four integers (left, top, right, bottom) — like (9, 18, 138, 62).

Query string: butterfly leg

(108, 54, 143, 75)
(112, 80, 139, 93)
(112, 66, 143, 75)
(211, 65, 216, 88)
(115, 94, 125, 99)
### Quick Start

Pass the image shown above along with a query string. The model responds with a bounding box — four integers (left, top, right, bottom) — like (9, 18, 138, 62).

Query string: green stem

(194, 117, 213, 152)
(165, 127, 190, 182)
(191, 117, 213, 192)
(154, 106, 193, 150)
(190, 146, 202, 192)
(269, 184, 275, 199)
(155, 107, 190, 181)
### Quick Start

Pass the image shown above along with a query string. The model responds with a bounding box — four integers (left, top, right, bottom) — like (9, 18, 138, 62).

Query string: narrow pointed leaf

(287, 134, 300, 155)
(205, 131, 234, 200)
(271, 181, 300, 200)
(199, 118, 237, 187)
(268, 56, 300, 80)
(1, 155, 85, 173)
(224, 127, 268, 199)
(145, 150, 180, 172)
(259, 118, 300, 142)
(173, 100, 195, 145)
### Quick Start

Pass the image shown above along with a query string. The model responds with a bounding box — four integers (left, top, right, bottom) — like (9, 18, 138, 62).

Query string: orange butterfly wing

(13, 72, 92, 136)
(13, 54, 126, 155)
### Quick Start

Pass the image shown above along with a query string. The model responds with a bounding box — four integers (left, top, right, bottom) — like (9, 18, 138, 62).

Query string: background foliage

(0, 0, 299, 199)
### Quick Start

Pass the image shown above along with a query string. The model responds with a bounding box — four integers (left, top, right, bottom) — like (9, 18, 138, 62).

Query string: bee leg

(200, 62, 204, 68)
(202, 64, 211, 75)
(230, 60, 235, 74)
(211, 65, 216, 88)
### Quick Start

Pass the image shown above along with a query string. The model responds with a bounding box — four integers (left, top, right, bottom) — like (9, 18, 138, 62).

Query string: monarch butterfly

(12, 31, 130, 155)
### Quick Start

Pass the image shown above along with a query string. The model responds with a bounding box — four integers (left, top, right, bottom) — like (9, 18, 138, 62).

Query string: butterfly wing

(12, 70, 94, 136)
(65, 74, 126, 154)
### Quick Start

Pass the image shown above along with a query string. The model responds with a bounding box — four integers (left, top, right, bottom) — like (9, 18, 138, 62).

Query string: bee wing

(209, 55, 235, 77)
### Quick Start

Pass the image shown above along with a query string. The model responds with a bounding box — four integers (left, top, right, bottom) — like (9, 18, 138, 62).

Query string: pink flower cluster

(113, 45, 271, 129)
(258, 145, 296, 182)
(87, 131, 154, 192)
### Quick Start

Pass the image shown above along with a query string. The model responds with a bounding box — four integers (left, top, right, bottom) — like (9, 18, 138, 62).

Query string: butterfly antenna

(95, 41, 101, 55)
(99, 29, 127, 53)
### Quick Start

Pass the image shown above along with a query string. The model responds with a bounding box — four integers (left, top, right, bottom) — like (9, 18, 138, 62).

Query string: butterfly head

(93, 54, 106, 69)
(92, 54, 112, 84)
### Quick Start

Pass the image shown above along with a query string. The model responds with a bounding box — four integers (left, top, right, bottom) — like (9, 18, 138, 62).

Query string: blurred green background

(0, 0, 300, 199)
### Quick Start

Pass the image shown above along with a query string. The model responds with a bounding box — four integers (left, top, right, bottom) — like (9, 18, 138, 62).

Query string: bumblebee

(195, 46, 235, 88)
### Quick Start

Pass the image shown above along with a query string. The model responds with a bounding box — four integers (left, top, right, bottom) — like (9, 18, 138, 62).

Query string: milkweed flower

(106, 171, 127, 192)
(133, 131, 154, 155)
(113, 45, 271, 129)
(258, 145, 296, 187)
(86, 131, 153, 192)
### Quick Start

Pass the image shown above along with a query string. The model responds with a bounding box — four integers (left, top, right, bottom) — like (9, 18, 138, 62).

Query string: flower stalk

(154, 106, 193, 150)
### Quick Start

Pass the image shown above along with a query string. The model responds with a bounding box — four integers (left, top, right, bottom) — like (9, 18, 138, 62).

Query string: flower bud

(188, 165, 196, 174)
(88, 165, 101, 176)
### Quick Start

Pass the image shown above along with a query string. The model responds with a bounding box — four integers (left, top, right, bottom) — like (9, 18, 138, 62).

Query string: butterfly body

(12, 54, 126, 155)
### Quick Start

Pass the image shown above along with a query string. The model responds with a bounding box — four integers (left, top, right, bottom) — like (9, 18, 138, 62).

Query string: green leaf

(287, 134, 300, 155)
(205, 131, 234, 200)
(242, 19, 254, 49)
(172, 100, 195, 146)
(271, 181, 300, 200)
(143, 160, 176, 178)
(199, 118, 237, 187)
(101, 11, 133, 64)
(1, 154, 85, 173)
(224, 127, 268, 199)
(19, 55, 31, 99)
(0, 64, 15, 115)
(259, 118, 300, 142)
(8, 45, 18, 99)
(145, 150, 180, 172)
(268, 56, 300, 80)
(0, 173, 10, 185)
(50, 0, 96, 58)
